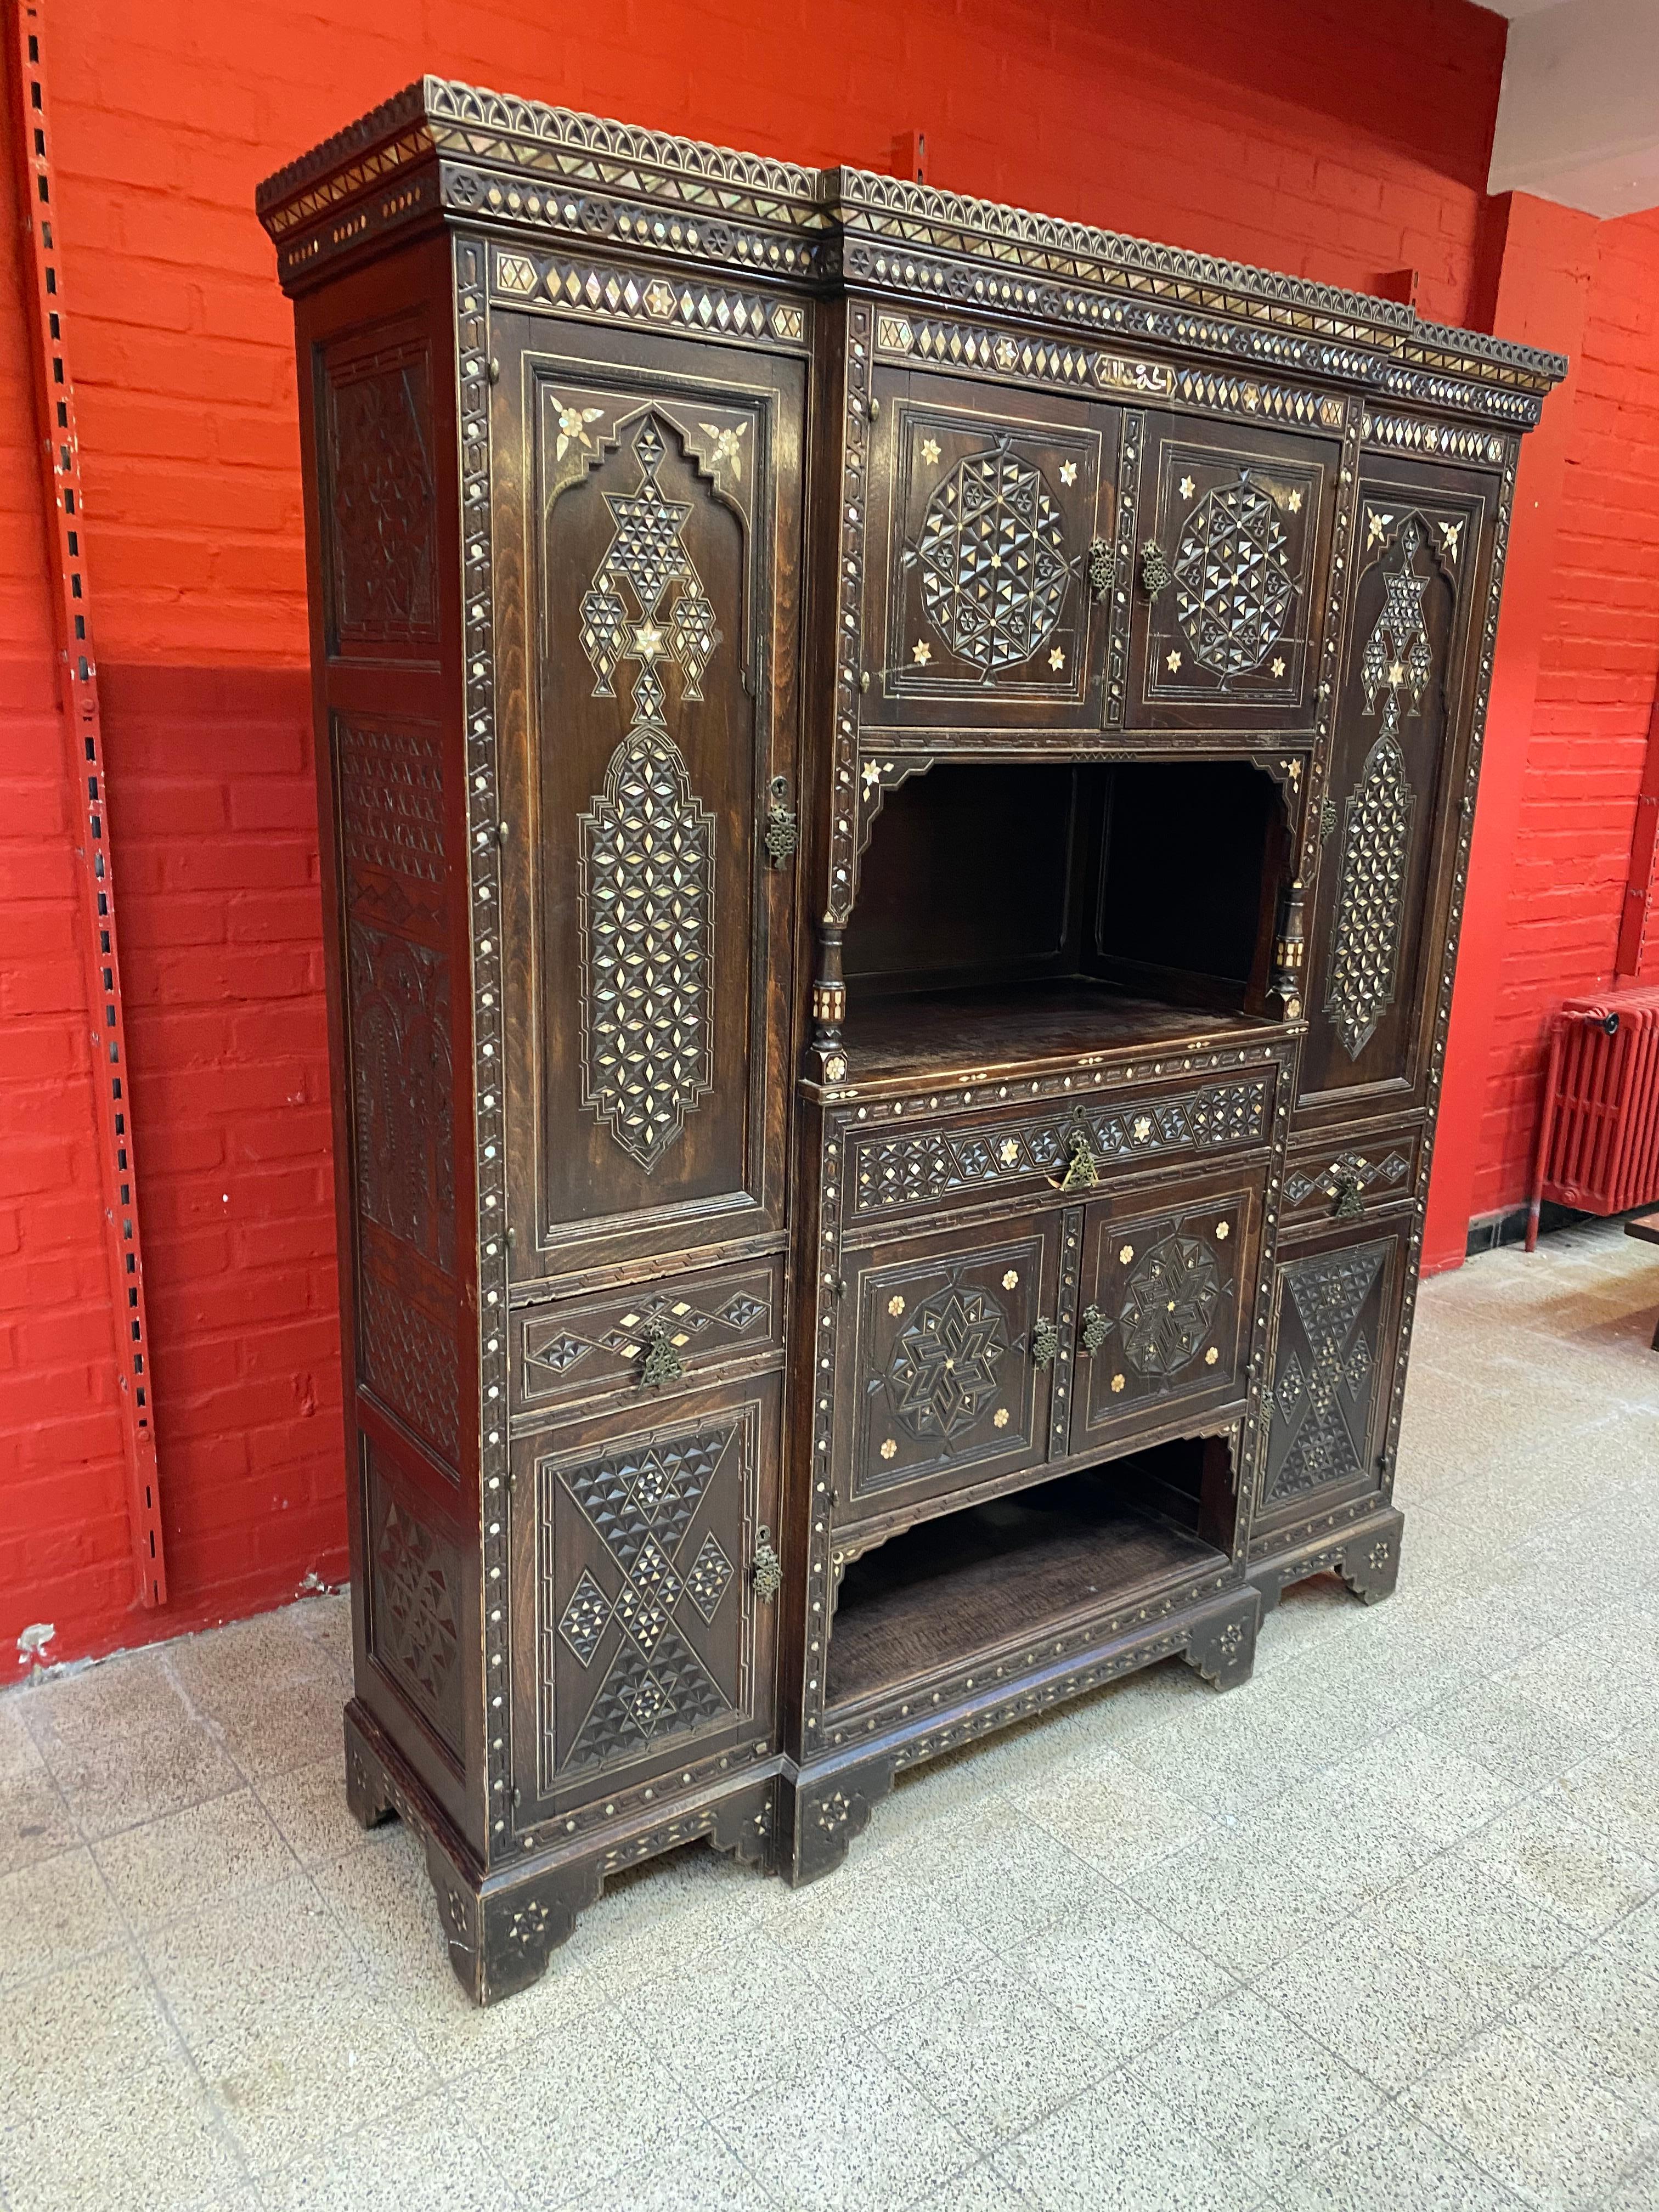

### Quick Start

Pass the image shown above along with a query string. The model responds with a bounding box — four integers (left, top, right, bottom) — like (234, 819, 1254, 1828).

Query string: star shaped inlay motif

(630, 620, 665, 663)
(1059, 460, 1078, 486)
(912, 639, 932, 666)
(1286, 488, 1303, 513)
(1166, 648, 1182, 674)
(1271, 656, 1286, 678)
(1049, 647, 1065, 670)
(1178, 475, 1195, 500)
(919, 436, 940, 466)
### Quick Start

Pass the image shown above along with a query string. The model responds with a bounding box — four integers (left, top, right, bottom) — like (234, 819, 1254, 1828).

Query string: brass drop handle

(637, 1321, 683, 1390)
(1139, 539, 1172, 596)
(1331, 1169, 1365, 1222)
(1056, 1131, 1099, 1191)
(1087, 538, 1114, 602)
(1030, 1318, 1060, 1367)
(1080, 1304, 1109, 1356)
(753, 1528, 782, 1602)
(763, 775, 799, 867)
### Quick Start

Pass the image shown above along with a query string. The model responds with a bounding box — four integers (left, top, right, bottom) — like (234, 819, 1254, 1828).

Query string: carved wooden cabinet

(259, 81, 1562, 2000)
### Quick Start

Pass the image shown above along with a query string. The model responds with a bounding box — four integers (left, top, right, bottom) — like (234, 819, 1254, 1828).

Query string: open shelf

(839, 978, 1274, 1087)
(825, 1442, 1231, 1712)
(840, 757, 1288, 1077)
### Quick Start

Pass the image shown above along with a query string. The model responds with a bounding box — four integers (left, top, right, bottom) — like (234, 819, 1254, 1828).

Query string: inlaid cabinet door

(832, 1207, 1066, 1526)
(1299, 466, 1493, 1121)
(491, 319, 805, 1278)
(1248, 1217, 1408, 1551)
(510, 1375, 782, 1823)
(1071, 1170, 1259, 1451)
(1124, 413, 1340, 732)
(859, 365, 1118, 738)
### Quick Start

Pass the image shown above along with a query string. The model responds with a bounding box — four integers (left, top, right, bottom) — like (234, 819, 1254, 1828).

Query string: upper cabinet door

(1124, 413, 1341, 733)
(1298, 464, 1493, 1121)
(492, 321, 806, 1279)
(859, 365, 1119, 741)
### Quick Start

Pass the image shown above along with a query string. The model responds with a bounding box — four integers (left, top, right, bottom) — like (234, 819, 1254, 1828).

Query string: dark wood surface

(826, 1476, 1225, 1709)
(261, 80, 1553, 1999)
(839, 979, 1274, 1085)
(1626, 1208, 1659, 1247)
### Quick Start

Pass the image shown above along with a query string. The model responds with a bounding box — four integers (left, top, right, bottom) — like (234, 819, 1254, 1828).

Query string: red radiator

(1527, 988, 1659, 1251)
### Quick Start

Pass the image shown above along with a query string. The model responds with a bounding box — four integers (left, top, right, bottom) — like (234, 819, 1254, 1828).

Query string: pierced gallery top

(256, 79, 1565, 2004)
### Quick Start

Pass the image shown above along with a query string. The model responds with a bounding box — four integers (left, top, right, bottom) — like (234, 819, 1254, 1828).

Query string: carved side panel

(1259, 1237, 1393, 1511)
(322, 340, 439, 654)
(1300, 477, 1488, 1112)
(365, 1443, 465, 1759)
(335, 706, 463, 1473)
(535, 1403, 761, 1793)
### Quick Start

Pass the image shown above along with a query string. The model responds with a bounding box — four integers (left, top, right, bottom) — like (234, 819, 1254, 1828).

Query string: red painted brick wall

(3, 0, 1518, 1668)
(1472, 207, 1659, 1220)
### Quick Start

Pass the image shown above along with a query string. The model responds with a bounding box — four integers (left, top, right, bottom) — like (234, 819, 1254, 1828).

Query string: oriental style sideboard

(257, 80, 1564, 2001)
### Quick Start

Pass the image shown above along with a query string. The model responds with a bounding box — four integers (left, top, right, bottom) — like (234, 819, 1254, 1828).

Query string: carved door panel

(1072, 1168, 1260, 1450)
(493, 322, 804, 1277)
(859, 364, 1118, 738)
(1299, 468, 1492, 1121)
(1249, 1217, 1407, 1550)
(511, 1374, 781, 1822)
(1124, 413, 1340, 732)
(832, 1206, 1066, 1529)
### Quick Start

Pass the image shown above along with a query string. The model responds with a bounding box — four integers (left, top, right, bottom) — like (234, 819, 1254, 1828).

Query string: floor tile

(1514, 1945, 1659, 2121)
(25, 1699, 244, 1839)
(1007, 1744, 1215, 1875)
(0, 1949, 250, 2212)
(1272, 2106, 1536, 2210)
(0, 1845, 124, 1990)
(990, 2075, 1262, 2212)
(738, 2041, 981, 2212)
(255, 1754, 374, 1867)
(1407, 2018, 1659, 2210)
(1005, 1889, 1236, 2059)
(1122, 1987, 1391, 2191)
(552, 2114, 780, 2211)
(1262, 1916, 1505, 2092)
(260, 2090, 523, 2211)
(868, 1957, 1115, 2151)
(1359, 1850, 1586, 2006)
(1454, 1792, 1659, 1936)
(1417, 1679, 1599, 1793)
(0, 1707, 78, 1876)
(94, 1787, 298, 1929)
(1601, 1893, 1659, 1984)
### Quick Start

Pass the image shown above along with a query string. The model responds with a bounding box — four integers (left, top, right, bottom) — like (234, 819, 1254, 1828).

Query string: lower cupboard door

(510, 1375, 781, 1826)
(1250, 1218, 1409, 1545)
(833, 1207, 1065, 1525)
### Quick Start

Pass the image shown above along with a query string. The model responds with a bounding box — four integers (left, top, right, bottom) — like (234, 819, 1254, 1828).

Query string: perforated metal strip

(8, 0, 165, 1602)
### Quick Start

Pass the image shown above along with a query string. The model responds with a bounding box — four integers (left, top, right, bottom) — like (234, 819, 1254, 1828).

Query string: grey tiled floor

(4, 1220, 1658, 2211)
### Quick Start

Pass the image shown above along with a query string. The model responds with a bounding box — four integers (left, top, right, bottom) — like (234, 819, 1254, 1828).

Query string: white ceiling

(1486, 0, 1659, 218)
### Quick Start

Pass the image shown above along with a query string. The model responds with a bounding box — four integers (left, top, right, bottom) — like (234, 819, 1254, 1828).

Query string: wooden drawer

(1124, 412, 1340, 733)
(859, 364, 1116, 738)
(513, 1256, 783, 1418)
(1280, 1123, 1423, 1237)
(832, 1205, 1069, 1525)
(1070, 1165, 1260, 1450)
(843, 1062, 1280, 1231)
